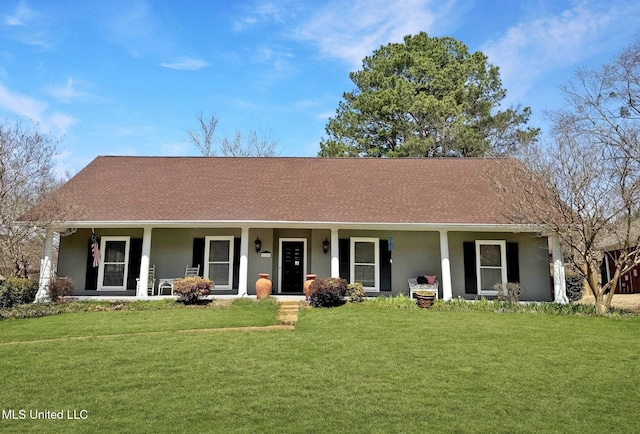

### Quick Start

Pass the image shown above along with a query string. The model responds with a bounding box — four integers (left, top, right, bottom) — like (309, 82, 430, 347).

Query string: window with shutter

(350, 237, 380, 291)
(97, 236, 130, 291)
(204, 236, 234, 289)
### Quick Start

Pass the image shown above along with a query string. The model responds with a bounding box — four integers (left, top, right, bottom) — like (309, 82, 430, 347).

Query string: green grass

(1, 301, 638, 433)
(0, 298, 278, 343)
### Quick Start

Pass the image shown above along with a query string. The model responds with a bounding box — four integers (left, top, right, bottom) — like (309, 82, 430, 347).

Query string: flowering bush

(49, 276, 75, 302)
(172, 277, 213, 304)
(347, 282, 365, 303)
(308, 277, 347, 308)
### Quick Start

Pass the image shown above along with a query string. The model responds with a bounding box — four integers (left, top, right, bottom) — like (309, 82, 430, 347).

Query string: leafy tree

(492, 38, 640, 314)
(188, 112, 278, 157)
(0, 119, 67, 278)
(319, 32, 538, 158)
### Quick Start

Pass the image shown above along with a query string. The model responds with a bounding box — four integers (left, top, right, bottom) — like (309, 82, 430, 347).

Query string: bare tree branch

(187, 112, 218, 156)
(187, 113, 279, 157)
(491, 39, 640, 314)
(0, 118, 77, 278)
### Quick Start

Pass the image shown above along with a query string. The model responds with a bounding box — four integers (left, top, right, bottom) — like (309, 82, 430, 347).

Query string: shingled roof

(25, 156, 520, 226)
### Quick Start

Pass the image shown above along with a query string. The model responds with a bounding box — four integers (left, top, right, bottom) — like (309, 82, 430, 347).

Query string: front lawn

(1, 302, 638, 433)
(0, 299, 278, 343)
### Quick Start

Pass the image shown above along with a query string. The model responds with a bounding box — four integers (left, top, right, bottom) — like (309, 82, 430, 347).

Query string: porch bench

(408, 278, 439, 299)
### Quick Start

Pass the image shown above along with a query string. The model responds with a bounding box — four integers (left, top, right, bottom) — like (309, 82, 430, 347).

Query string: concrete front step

(276, 301, 301, 325)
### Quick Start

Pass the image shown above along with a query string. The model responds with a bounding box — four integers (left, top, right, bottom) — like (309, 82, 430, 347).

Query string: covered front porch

(38, 223, 567, 302)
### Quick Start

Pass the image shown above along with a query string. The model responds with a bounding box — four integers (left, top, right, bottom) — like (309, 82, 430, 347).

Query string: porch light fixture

(322, 238, 330, 254)
(255, 237, 262, 253)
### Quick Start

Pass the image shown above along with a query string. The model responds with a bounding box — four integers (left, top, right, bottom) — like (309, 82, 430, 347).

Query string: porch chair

(136, 265, 156, 296)
(408, 277, 439, 300)
(157, 264, 201, 296)
(185, 265, 200, 278)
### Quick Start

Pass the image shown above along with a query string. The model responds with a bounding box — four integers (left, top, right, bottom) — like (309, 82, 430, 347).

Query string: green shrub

(367, 293, 418, 309)
(0, 278, 38, 308)
(346, 282, 365, 303)
(0, 286, 18, 309)
(173, 277, 213, 304)
(308, 277, 348, 308)
(48, 276, 75, 302)
(565, 275, 583, 302)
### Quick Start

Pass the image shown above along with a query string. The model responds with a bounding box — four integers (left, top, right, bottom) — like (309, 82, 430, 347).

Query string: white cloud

(160, 57, 209, 70)
(292, 0, 452, 68)
(47, 112, 77, 135)
(104, 0, 168, 58)
(233, 1, 295, 31)
(253, 46, 296, 78)
(0, 81, 47, 118)
(0, 82, 77, 134)
(233, 15, 258, 31)
(481, 0, 640, 104)
(2, 2, 53, 47)
(3, 1, 35, 26)
(46, 77, 101, 103)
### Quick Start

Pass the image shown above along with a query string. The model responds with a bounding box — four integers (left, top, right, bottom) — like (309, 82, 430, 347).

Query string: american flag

(91, 233, 100, 268)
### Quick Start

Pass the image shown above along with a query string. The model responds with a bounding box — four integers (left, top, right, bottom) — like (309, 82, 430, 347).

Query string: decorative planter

(415, 290, 436, 308)
(303, 274, 317, 298)
(256, 273, 272, 299)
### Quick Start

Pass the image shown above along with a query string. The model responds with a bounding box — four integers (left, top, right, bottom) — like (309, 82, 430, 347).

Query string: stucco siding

(337, 229, 440, 295)
(447, 232, 551, 301)
(248, 228, 274, 294)
(58, 228, 143, 296)
(57, 227, 552, 300)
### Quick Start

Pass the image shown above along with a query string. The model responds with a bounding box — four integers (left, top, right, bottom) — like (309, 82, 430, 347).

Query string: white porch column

(551, 235, 569, 304)
(137, 227, 152, 298)
(439, 230, 453, 301)
(35, 231, 54, 303)
(238, 227, 249, 297)
(330, 228, 340, 278)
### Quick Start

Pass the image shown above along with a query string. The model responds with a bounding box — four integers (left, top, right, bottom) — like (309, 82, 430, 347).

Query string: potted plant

(415, 290, 436, 308)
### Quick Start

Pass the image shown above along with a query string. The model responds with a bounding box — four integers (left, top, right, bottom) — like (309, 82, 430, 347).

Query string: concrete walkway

(276, 300, 302, 325)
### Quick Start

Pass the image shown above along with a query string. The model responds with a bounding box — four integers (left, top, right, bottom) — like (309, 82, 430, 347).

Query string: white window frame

(350, 237, 379, 292)
(98, 236, 130, 291)
(475, 240, 507, 295)
(204, 236, 235, 290)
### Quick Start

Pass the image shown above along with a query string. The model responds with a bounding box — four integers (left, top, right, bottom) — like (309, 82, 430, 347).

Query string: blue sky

(1, 0, 639, 175)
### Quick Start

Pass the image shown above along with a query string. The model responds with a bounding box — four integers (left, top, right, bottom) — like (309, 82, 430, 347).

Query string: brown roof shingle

(27, 156, 517, 225)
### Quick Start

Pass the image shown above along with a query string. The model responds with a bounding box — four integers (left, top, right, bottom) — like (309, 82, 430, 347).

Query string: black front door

(281, 241, 304, 293)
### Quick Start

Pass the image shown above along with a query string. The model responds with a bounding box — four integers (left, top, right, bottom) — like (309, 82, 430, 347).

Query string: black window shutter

(192, 238, 205, 277)
(85, 237, 98, 290)
(339, 239, 350, 281)
(463, 242, 477, 294)
(380, 239, 392, 291)
(506, 242, 520, 283)
(233, 237, 241, 289)
(127, 238, 143, 290)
